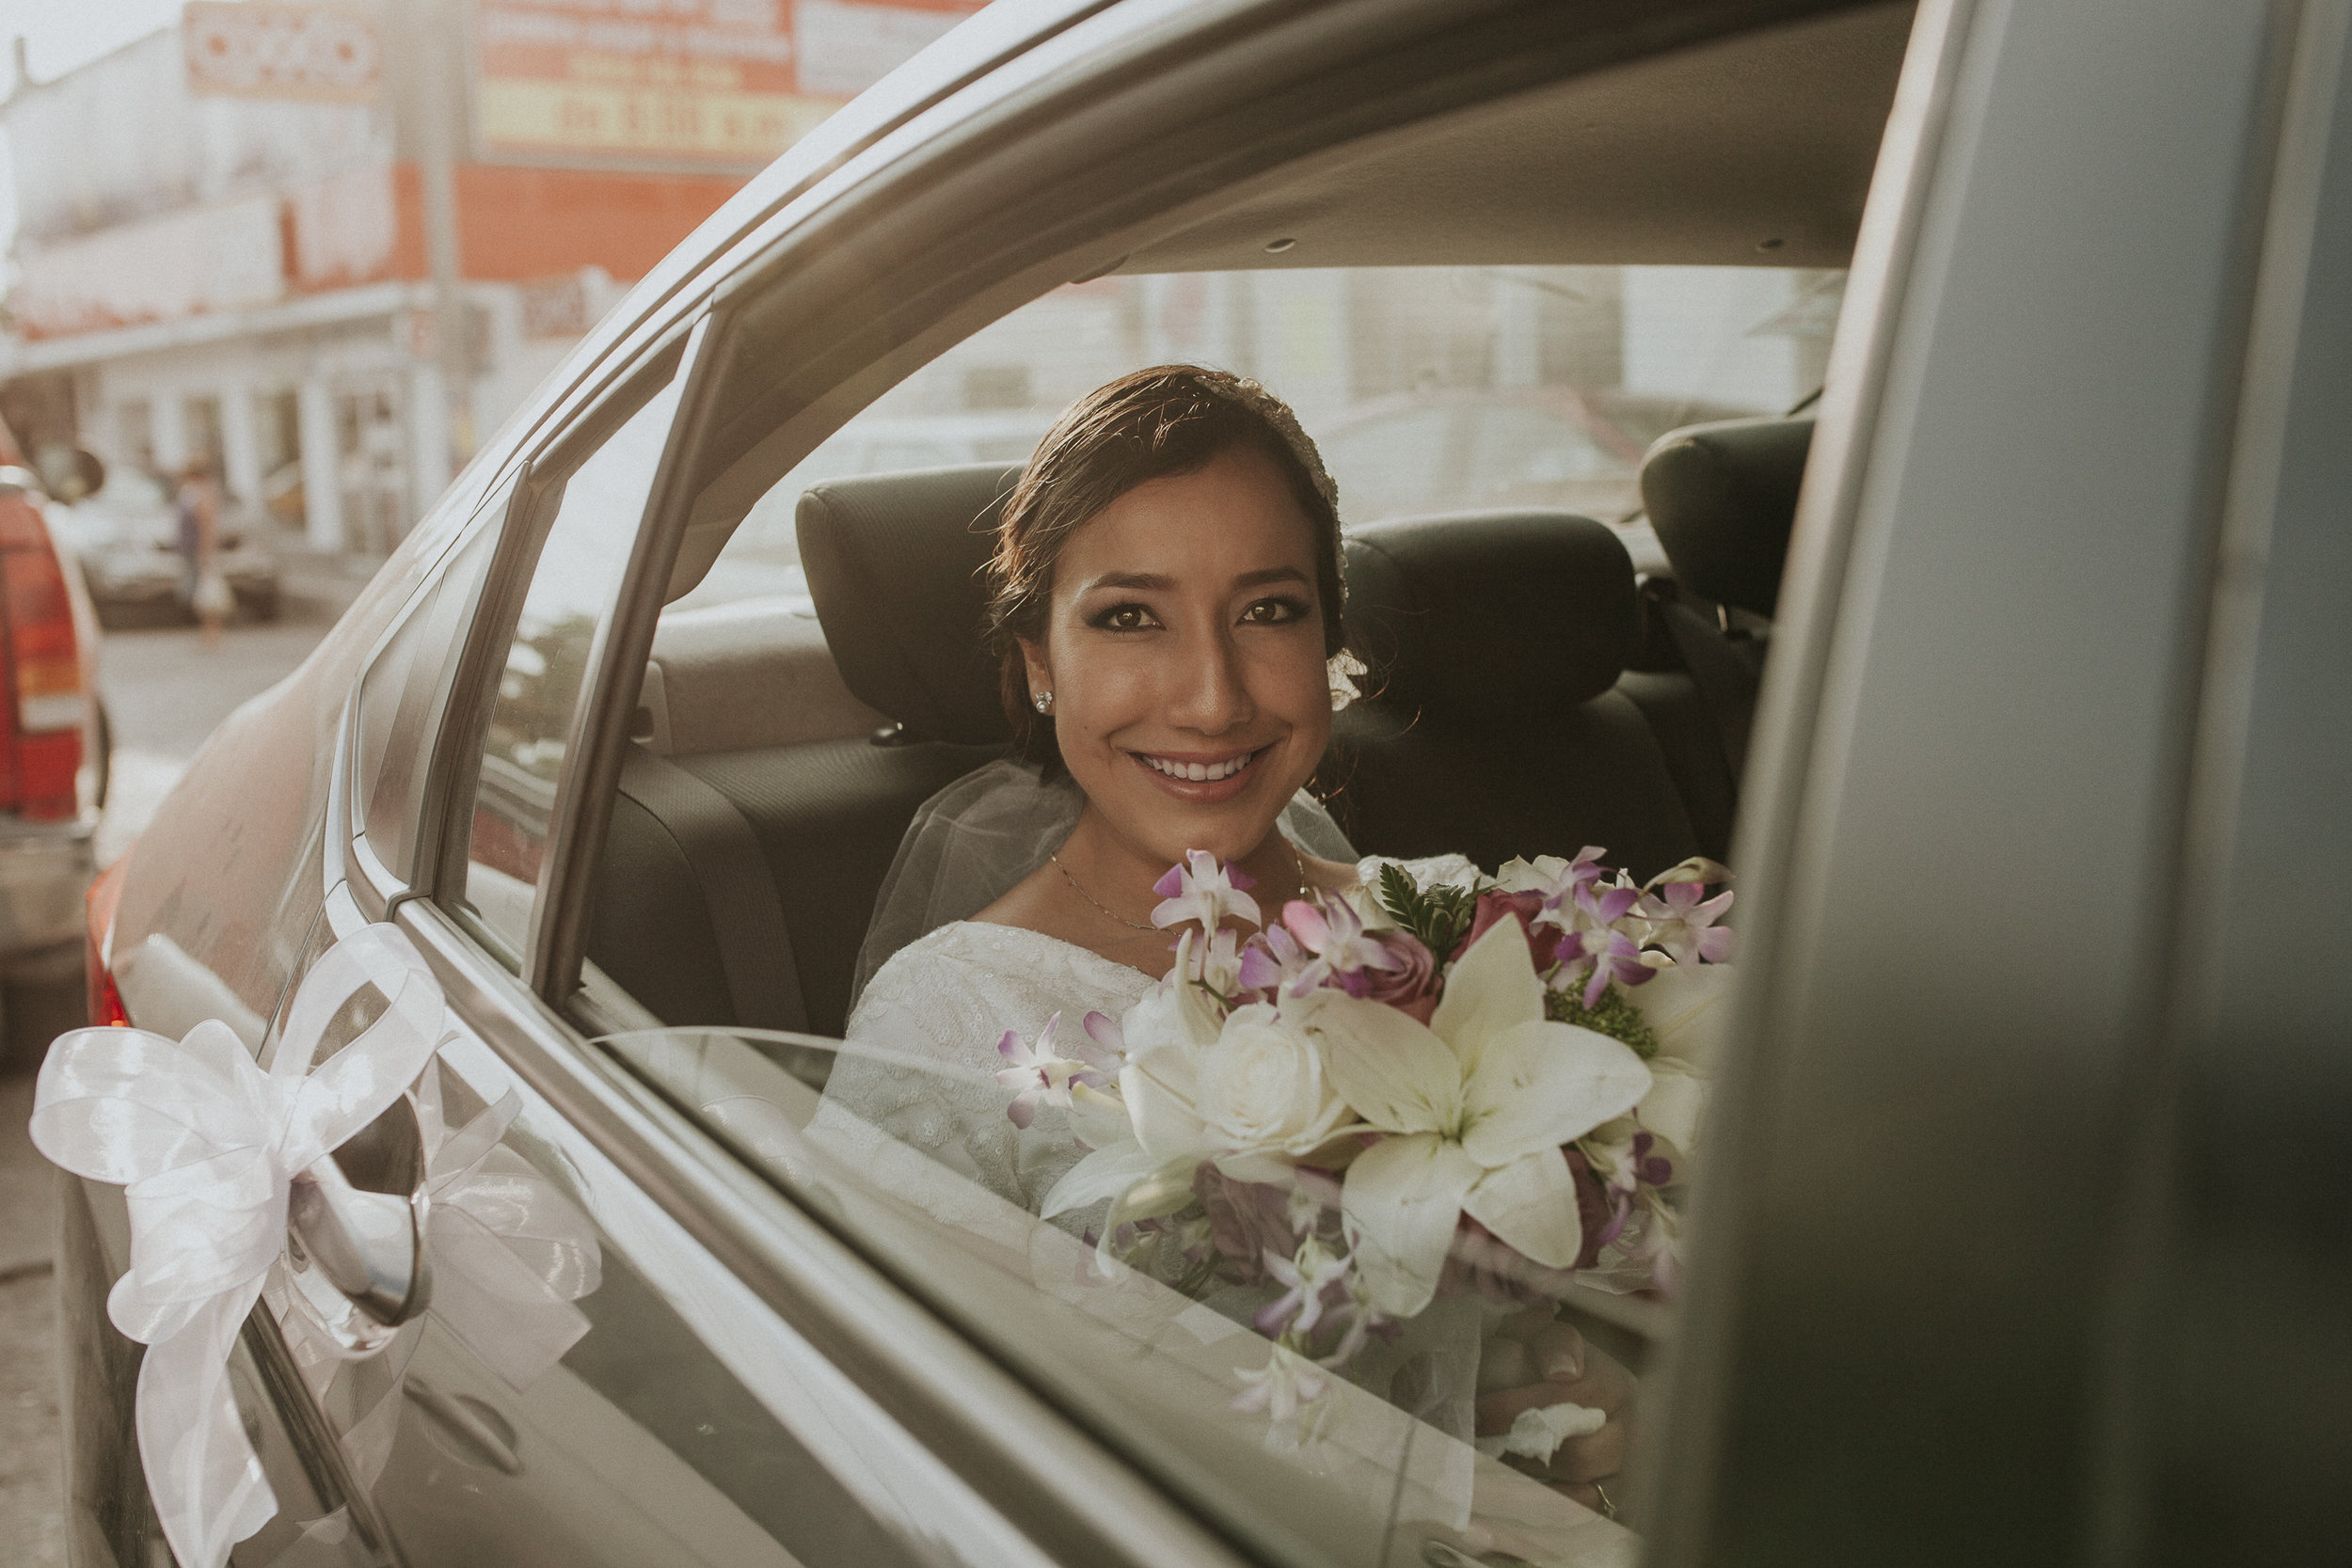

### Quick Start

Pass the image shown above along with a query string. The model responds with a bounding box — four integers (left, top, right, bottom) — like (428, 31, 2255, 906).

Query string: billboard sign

(473, 0, 984, 169)
(183, 1, 383, 103)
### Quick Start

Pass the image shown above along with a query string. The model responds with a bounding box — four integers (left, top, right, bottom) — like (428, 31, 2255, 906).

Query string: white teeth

(1144, 751, 1254, 782)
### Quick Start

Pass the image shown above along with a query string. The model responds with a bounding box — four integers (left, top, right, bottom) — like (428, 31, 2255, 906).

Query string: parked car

(0, 436, 105, 1054)
(66, 3, 2346, 1567)
(47, 467, 282, 626)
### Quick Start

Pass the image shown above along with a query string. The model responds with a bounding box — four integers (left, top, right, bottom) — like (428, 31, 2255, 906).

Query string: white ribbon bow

(30, 924, 447, 1568)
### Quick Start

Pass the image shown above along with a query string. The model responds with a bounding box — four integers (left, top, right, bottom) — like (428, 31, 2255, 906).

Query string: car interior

(577, 4, 1907, 1045)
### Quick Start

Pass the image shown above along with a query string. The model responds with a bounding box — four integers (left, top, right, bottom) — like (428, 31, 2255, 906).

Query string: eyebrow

(1075, 565, 1311, 594)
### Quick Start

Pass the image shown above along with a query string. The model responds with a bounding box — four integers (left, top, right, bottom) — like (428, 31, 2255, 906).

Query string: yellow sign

(474, 0, 982, 168)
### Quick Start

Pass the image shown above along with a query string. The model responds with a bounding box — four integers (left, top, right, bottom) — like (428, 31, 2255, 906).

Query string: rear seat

(1331, 511, 1735, 878)
(587, 460, 1764, 1037)
(586, 465, 1019, 1038)
(1637, 415, 1813, 781)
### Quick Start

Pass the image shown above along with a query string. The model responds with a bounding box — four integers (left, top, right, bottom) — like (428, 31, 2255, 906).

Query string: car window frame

(424, 319, 705, 983)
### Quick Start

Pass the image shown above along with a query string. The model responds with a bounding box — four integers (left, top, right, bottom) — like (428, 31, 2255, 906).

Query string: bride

(824, 364, 1633, 1512)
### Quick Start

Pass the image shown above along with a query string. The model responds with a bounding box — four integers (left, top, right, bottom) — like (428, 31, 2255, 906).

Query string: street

(0, 561, 362, 1568)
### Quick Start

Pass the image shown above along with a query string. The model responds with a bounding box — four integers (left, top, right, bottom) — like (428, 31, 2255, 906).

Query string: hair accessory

(1034, 691, 1054, 714)
(1327, 650, 1367, 712)
(1199, 371, 1342, 519)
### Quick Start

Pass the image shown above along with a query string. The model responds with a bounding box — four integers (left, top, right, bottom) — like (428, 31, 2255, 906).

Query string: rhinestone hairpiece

(1196, 371, 1342, 517)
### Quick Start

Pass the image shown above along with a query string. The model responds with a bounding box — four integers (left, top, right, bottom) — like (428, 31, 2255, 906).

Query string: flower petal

(1040, 1143, 1162, 1219)
(1340, 1132, 1479, 1317)
(1638, 1055, 1708, 1153)
(1627, 961, 1738, 1069)
(1462, 1147, 1583, 1268)
(1458, 1020, 1651, 1167)
(1428, 918, 1545, 1076)
(1293, 990, 1459, 1135)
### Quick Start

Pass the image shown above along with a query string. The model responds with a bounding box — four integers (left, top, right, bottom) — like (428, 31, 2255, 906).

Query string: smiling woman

(818, 364, 1639, 1514)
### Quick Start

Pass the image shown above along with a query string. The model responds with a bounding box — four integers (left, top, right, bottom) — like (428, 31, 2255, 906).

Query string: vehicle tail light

(86, 854, 130, 1028)
(0, 500, 87, 819)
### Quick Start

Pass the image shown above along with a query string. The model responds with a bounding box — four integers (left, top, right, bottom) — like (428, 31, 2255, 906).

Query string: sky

(0, 0, 187, 87)
(0, 0, 203, 261)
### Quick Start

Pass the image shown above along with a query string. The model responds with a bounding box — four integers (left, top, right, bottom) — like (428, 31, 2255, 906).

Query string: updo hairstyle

(986, 365, 1346, 764)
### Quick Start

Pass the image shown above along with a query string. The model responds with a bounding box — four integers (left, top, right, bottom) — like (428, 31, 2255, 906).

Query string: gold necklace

(1049, 844, 1313, 934)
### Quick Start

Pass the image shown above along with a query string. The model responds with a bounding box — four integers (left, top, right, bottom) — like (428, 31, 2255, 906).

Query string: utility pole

(413, 0, 473, 483)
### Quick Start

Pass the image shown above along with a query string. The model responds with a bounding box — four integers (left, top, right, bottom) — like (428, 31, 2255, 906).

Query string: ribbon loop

(28, 924, 449, 1568)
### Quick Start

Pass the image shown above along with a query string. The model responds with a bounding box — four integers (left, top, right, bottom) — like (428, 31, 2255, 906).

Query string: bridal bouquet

(993, 846, 1734, 1432)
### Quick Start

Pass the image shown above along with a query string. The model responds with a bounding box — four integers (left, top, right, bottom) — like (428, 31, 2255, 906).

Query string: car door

(260, 322, 1071, 1568)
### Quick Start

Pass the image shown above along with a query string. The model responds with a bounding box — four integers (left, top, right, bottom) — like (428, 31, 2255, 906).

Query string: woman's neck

(1054, 808, 1313, 927)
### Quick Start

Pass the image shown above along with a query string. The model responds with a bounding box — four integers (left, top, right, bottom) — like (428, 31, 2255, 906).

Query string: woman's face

(1021, 444, 1332, 868)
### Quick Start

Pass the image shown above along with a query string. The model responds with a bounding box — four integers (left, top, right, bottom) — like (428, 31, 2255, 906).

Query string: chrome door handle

(287, 1095, 431, 1329)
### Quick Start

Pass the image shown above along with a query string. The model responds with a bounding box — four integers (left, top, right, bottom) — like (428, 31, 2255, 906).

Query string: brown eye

(1241, 595, 1309, 626)
(1089, 602, 1158, 631)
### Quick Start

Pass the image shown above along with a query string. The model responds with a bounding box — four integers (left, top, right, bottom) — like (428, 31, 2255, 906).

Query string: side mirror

(31, 445, 104, 503)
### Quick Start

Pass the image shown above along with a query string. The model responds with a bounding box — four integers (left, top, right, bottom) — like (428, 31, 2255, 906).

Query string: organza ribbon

(29, 924, 447, 1568)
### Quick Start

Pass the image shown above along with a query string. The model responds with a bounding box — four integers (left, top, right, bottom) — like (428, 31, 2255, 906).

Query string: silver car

(48, 469, 282, 626)
(66, 3, 2347, 1565)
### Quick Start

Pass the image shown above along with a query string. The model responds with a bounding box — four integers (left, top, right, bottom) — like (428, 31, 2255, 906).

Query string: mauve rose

(1360, 930, 1438, 1022)
(1449, 889, 1548, 964)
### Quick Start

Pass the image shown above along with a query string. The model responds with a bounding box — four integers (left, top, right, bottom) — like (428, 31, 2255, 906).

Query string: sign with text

(184, 1, 382, 103)
(474, 0, 984, 168)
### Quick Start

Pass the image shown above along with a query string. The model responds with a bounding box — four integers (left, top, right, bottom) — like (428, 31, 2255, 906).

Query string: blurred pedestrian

(174, 454, 232, 649)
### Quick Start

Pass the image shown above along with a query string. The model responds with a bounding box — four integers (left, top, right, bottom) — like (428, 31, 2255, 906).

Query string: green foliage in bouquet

(1375, 863, 1478, 959)
(1545, 981, 1661, 1060)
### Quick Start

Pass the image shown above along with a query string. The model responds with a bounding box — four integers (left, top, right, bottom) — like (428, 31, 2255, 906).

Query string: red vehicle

(0, 421, 105, 1053)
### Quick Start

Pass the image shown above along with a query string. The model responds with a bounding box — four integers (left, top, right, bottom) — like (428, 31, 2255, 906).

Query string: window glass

(355, 509, 503, 883)
(607, 1022, 1665, 1568)
(674, 263, 1841, 610)
(453, 373, 683, 967)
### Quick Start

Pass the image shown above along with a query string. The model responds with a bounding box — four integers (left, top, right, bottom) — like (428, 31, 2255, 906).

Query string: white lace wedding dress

(822, 854, 1479, 1218)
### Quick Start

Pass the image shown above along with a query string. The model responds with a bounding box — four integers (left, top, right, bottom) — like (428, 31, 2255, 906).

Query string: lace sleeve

(823, 935, 1100, 1219)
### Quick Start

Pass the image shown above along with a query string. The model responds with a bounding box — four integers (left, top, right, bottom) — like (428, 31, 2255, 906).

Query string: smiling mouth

(1135, 747, 1266, 784)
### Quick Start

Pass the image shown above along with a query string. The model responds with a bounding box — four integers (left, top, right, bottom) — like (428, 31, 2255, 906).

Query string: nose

(1167, 625, 1255, 736)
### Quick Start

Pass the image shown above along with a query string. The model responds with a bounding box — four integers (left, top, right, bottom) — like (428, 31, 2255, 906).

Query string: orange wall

(452, 164, 745, 281)
(349, 163, 743, 289)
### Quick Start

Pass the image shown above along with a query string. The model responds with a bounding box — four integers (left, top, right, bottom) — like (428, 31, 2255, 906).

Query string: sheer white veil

(850, 758, 1358, 1007)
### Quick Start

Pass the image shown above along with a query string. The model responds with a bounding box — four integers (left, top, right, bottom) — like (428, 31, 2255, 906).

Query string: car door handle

(287, 1094, 431, 1328)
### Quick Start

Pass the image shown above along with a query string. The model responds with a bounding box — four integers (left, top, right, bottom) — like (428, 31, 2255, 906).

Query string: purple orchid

(1279, 894, 1407, 998)
(1236, 923, 1312, 997)
(994, 1011, 1117, 1129)
(1152, 849, 1263, 932)
(1254, 1239, 1351, 1339)
(1544, 881, 1658, 1007)
(1639, 880, 1735, 965)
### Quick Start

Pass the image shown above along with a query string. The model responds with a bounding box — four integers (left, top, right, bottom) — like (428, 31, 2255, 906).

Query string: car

(0, 439, 106, 1058)
(63, 3, 2348, 1566)
(47, 467, 282, 626)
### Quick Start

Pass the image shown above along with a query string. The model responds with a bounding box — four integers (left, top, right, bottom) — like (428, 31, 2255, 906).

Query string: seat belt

(1654, 593, 1764, 786)
(615, 746, 810, 1035)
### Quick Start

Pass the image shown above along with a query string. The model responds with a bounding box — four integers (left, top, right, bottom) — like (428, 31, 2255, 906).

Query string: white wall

(1620, 266, 1803, 414)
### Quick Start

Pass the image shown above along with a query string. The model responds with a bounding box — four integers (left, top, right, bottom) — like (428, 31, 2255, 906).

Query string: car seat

(1638, 415, 1814, 782)
(584, 464, 1019, 1038)
(1329, 510, 1736, 878)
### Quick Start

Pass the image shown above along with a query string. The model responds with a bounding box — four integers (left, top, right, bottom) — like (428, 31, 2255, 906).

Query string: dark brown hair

(986, 365, 1346, 764)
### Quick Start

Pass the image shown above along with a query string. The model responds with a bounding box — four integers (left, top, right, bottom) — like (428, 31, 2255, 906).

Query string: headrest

(1343, 510, 1639, 722)
(797, 463, 1022, 745)
(1640, 416, 1814, 619)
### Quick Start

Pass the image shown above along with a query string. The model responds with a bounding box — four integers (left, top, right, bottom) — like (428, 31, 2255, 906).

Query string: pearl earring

(1034, 691, 1053, 714)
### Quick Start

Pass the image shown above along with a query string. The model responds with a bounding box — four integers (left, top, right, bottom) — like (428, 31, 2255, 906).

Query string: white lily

(1625, 959, 1736, 1157)
(1307, 920, 1653, 1317)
